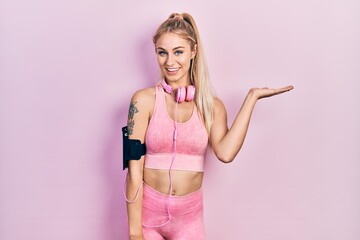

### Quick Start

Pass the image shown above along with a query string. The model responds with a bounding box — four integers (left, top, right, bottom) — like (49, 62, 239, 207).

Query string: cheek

(157, 56, 165, 66)
(180, 56, 192, 67)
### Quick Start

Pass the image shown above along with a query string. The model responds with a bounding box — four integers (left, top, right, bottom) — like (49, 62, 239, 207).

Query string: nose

(165, 53, 175, 66)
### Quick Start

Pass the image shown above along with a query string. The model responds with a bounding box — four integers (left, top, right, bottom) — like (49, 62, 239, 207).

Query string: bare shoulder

(131, 87, 156, 102)
(130, 87, 156, 111)
(127, 87, 156, 137)
(213, 97, 226, 115)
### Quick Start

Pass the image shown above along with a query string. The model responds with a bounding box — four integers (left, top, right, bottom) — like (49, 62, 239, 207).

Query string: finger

(275, 85, 294, 93)
(282, 85, 294, 91)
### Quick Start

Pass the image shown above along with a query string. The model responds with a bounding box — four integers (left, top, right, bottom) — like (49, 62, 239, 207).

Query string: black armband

(122, 126, 146, 170)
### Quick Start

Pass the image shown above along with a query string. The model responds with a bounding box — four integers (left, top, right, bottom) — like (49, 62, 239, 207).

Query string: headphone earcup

(176, 87, 186, 103)
(161, 79, 195, 103)
(185, 85, 195, 101)
(161, 79, 173, 94)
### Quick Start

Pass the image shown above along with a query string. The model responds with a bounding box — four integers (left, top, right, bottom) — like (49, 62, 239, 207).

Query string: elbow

(127, 168, 143, 184)
(219, 157, 235, 164)
(127, 160, 144, 180)
(213, 143, 244, 164)
(216, 152, 236, 164)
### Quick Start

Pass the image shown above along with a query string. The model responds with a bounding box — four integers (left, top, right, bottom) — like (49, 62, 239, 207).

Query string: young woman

(125, 13, 294, 240)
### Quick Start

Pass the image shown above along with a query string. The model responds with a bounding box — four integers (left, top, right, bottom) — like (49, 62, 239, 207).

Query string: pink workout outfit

(142, 84, 208, 239)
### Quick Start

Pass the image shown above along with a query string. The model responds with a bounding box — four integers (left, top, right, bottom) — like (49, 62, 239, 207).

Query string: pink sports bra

(144, 85, 208, 172)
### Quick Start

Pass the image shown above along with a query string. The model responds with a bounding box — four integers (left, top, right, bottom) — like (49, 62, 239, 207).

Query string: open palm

(250, 85, 294, 99)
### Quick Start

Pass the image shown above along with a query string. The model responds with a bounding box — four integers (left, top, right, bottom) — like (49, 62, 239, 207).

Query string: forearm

(126, 171, 144, 239)
(217, 91, 258, 162)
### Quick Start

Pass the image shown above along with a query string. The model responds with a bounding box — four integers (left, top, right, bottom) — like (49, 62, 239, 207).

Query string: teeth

(167, 68, 179, 72)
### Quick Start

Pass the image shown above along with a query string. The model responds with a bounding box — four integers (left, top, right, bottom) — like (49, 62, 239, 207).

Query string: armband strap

(122, 126, 146, 170)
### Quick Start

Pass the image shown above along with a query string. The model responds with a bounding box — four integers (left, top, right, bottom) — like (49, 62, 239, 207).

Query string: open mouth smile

(166, 67, 180, 75)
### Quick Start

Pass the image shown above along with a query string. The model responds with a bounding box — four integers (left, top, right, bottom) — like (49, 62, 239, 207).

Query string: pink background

(1, 0, 359, 239)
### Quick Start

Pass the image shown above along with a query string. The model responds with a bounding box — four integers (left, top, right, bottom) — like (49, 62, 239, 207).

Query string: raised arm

(210, 85, 294, 163)
(126, 88, 154, 240)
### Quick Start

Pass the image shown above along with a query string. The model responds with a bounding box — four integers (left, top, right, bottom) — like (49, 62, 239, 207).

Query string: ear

(191, 44, 197, 59)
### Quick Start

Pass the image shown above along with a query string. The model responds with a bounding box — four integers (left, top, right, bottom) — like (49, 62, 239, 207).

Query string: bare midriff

(144, 168, 203, 196)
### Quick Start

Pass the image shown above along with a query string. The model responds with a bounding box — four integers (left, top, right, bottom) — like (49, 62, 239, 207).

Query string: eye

(175, 50, 183, 56)
(158, 51, 167, 56)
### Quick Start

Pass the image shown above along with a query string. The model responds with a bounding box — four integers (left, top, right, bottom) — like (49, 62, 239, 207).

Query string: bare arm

(126, 89, 154, 240)
(210, 85, 294, 163)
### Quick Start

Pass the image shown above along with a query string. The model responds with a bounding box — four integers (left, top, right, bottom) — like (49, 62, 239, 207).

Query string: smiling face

(155, 32, 196, 87)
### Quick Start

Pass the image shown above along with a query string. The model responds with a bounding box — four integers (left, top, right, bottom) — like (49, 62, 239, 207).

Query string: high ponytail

(153, 13, 215, 133)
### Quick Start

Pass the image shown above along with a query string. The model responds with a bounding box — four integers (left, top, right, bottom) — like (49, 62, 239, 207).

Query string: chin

(164, 74, 187, 83)
(164, 75, 178, 81)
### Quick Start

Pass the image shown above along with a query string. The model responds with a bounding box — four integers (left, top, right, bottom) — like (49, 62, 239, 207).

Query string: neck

(164, 77, 192, 89)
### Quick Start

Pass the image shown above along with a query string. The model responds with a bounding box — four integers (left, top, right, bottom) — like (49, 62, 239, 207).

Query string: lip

(165, 67, 180, 75)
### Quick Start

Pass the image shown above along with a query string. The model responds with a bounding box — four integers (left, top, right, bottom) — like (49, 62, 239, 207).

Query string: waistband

(142, 183, 203, 216)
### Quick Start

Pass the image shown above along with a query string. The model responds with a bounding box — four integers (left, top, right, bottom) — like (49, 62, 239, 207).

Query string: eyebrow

(156, 46, 185, 51)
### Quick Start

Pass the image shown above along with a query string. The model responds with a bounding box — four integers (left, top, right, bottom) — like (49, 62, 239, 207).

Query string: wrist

(129, 229, 143, 240)
(129, 233, 143, 240)
(246, 89, 259, 102)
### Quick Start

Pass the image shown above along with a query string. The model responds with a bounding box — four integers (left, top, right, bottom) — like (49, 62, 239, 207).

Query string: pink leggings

(142, 183, 205, 240)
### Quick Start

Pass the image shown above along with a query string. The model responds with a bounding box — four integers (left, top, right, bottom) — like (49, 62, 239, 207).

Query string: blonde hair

(153, 13, 214, 133)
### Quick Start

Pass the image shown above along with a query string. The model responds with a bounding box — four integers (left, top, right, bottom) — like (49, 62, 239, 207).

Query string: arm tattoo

(127, 101, 139, 136)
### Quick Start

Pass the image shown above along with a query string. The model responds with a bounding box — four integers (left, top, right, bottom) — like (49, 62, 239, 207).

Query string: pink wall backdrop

(1, 0, 359, 239)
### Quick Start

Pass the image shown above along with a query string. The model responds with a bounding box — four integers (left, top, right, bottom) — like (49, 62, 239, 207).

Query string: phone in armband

(122, 126, 146, 170)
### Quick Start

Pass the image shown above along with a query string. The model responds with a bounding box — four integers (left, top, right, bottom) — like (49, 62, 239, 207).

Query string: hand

(250, 85, 294, 100)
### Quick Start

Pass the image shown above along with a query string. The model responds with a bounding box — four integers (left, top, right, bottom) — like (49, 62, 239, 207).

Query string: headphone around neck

(161, 79, 195, 103)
